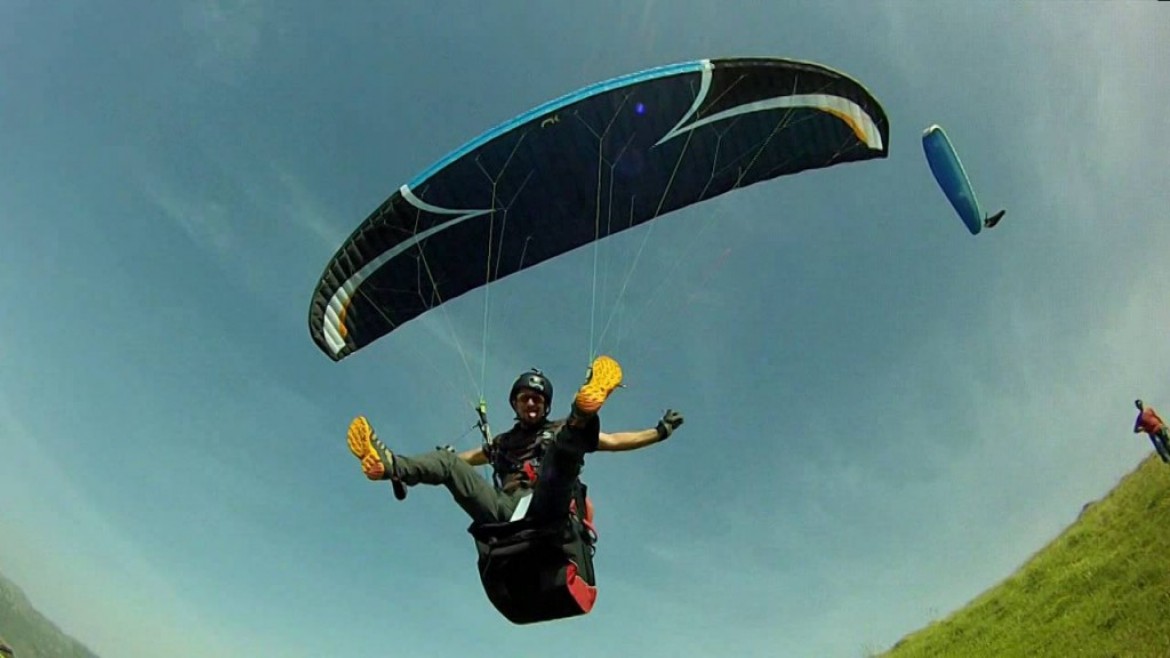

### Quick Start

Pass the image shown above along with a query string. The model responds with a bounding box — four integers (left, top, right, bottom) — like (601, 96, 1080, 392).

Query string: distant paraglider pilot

(1133, 399, 1170, 463)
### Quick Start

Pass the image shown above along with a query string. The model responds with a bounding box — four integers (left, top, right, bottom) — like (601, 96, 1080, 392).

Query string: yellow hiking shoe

(571, 355, 623, 417)
(347, 416, 407, 500)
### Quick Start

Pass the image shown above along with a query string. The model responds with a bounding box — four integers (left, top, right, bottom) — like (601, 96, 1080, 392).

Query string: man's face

(513, 389, 547, 425)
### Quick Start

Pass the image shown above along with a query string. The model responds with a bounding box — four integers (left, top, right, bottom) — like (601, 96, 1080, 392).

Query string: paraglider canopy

(308, 57, 890, 362)
(921, 124, 1004, 235)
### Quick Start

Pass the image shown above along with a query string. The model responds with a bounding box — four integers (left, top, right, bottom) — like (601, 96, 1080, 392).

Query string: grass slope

(880, 454, 1170, 658)
(0, 573, 100, 658)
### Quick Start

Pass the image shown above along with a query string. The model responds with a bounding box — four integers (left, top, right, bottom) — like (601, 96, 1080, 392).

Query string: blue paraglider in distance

(922, 124, 1004, 235)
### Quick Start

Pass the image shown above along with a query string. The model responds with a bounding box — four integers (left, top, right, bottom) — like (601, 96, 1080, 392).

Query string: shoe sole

(347, 416, 379, 461)
(347, 416, 407, 499)
(573, 355, 623, 415)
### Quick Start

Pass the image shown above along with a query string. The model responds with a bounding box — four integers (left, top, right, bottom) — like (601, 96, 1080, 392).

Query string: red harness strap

(521, 461, 538, 483)
(569, 497, 598, 542)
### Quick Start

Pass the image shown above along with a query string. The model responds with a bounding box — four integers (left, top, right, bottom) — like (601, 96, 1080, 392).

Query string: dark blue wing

(310, 57, 890, 361)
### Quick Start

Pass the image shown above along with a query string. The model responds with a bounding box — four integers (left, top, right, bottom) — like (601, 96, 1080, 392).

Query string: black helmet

(510, 369, 553, 410)
(1136, 399, 1145, 410)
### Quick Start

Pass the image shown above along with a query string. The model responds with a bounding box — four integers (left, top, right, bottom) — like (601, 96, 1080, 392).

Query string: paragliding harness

(466, 401, 599, 624)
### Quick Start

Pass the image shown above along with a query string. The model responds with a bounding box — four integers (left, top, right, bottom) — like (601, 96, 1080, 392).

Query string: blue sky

(2, 2, 1168, 657)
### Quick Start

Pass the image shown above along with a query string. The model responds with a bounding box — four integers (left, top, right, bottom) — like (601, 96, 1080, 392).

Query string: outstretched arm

(459, 446, 488, 466)
(598, 428, 662, 452)
(598, 409, 684, 452)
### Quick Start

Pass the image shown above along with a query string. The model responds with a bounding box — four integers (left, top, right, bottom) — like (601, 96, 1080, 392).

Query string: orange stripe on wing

(821, 107, 873, 147)
(336, 300, 351, 339)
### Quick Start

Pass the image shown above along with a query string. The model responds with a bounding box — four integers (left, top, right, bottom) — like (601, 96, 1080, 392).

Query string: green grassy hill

(3, 455, 1168, 658)
(0, 573, 99, 658)
(880, 454, 1170, 658)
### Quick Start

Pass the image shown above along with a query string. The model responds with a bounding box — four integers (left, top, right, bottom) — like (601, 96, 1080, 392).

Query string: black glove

(656, 409, 684, 441)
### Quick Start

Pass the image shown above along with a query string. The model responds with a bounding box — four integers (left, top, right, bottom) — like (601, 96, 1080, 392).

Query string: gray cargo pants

(392, 415, 599, 525)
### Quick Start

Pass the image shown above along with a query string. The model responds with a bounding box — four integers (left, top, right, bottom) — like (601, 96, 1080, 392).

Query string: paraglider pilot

(1133, 399, 1170, 464)
(346, 355, 684, 526)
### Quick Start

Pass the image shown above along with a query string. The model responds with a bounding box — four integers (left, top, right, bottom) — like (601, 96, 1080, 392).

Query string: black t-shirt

(486, 418, 564, 492)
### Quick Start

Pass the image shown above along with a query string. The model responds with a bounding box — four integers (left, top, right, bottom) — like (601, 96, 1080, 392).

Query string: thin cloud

(138, 165, 238, 257)
(270, 164, 353, 249)
(182, 0, 265, 85)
